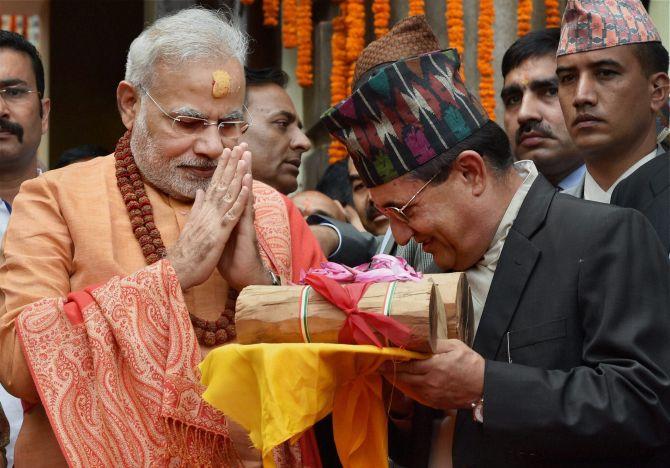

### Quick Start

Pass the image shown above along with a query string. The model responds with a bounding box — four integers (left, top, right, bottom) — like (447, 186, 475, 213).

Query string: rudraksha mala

(114, 130, 236, 347)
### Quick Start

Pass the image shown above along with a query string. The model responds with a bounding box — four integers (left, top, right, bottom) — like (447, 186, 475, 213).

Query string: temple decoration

(518, 0, 533, 36)
(296, 0, 314, 86)
(329, 2, 350, 163)
(263, 0, 280, 26)
(372, 0, 391, 38)
(546, 0, 561, 27)
(282, 0, 298, 48)
(408, 0, 426, 17)
(345, 0, 366, 88)
(446, 0, 466, 81)
(477, 0, 496, 118)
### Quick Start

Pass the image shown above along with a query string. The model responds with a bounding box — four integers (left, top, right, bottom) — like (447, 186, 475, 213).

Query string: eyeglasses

(140, 86, 251, 140)
(0, 86, 39, 104)
(376, 172, 439, 224)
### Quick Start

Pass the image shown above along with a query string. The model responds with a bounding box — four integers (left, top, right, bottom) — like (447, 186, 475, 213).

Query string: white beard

(130, 106, 214, 201)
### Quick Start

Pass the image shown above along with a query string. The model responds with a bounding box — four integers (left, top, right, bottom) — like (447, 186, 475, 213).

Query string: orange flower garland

(345, 0, 366, 86)
(329, 4, 350, 163)
(545, 0, 561, 27)
(282, 0, 298, 48)
(517, 0, 533, 37)
(446, 0, 466, 81)
(296, 0, 313, 86)
(408, 0, 425, 17)
(330, 6, 349, 106)
(345, 0, 366, 64)
(372, 0, 391, 38)
(477, 0, 496, 118)
(263, 0, 280, 26)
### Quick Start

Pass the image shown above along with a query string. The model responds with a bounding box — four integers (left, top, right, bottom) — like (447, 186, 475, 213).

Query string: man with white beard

(0, 9, 325, 467)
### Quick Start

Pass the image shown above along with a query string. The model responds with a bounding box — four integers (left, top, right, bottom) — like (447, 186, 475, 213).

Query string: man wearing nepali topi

(321, 12, 670, 467)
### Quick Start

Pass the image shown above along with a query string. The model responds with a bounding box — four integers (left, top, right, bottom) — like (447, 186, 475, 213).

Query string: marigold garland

(296, 0, 313, 86)
(330, 7, 349, 106)
(345, 0, 366, 65)
(263, 0, 280, 26)
(477, 0, 496, 118)
(282, 0, 298, 48)
(517, 0, 533, 37)
(328, 4, 350, 163)
(545, 0, 561, 27)
(408, 0, 425, 17)
(446, 0, 466, 81)
(343, 0, 366, 90)
(372, 0, 391, 38)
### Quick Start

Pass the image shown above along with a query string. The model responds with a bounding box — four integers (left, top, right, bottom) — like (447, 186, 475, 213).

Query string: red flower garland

(296, 0, 313, 86)
(517, 0, 533, 37)
(477, 0, 496, 119)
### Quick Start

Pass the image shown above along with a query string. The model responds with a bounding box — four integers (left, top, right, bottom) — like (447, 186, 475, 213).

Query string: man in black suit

(611, 153, 669, 253)
(321, 13, 670, 467)
(556, 0, 669, 255)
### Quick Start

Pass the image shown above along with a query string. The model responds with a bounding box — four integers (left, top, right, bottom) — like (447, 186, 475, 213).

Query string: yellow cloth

(200, 343, 425, 468)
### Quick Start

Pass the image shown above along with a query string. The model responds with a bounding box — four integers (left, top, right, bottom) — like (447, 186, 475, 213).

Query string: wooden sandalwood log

(235, 281, 443, 353)
(424, 273, 474, 346)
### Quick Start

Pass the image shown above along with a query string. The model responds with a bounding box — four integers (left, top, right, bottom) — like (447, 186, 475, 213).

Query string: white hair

(125, 7, 248, 89)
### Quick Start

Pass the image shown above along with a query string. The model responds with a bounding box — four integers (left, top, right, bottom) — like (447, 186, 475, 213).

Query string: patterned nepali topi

(352, 15, 440, 85)
(557, 0, 661, 56)
(321, 17, 489, 187)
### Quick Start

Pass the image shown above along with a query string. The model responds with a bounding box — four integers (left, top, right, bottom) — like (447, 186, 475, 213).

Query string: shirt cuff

(318, 222, 343, 258)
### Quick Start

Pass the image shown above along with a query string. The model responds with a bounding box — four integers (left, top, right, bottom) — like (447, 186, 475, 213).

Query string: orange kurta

(0, 155, 325, 467)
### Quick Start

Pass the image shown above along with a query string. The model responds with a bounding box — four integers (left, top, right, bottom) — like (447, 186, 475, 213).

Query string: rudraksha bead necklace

(114, 129, 236, 347)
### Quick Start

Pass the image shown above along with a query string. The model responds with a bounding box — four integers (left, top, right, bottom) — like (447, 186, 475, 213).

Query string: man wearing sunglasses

(0, 9, 325, 467)
(322, 15, 670, 467)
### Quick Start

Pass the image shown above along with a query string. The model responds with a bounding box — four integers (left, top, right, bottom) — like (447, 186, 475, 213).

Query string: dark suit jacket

(391, 176, 670, 467)
(306, 214, 381, 267)
(611, 152, 670, 254)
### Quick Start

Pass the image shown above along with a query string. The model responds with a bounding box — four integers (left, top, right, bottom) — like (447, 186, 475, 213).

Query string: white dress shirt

(583, 147, 661, 203)
(466, 160, 539, 333)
